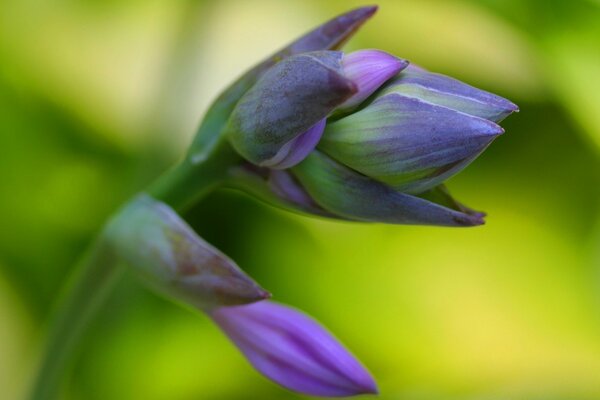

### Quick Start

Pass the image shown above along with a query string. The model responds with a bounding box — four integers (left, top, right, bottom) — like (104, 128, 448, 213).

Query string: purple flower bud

(319, 93, 504, 194)
(105, 195, 269, 309)
(210, 301, 378, 397)
(291, 151, 484, 226)
(379, 64, 519, 122)
(226, 51, 356, 167)
(189, 6, 377, 160)
(339, 49, 408, 110)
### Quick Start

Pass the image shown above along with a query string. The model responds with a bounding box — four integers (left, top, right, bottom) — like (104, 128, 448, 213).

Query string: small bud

(105, 195, 269, 309)
(319, 94, 504, 194)
(291, 151, 484, 226)
(379, 65, 519, 122)
(339, 49, 408, 110)
(211, 301, 378, 397)
(226, 51, 356, 168)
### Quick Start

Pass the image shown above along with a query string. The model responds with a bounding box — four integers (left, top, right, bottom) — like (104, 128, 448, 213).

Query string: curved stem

(29, 237, 120, 400)
(29, 138, 240, 399)
(149, 138, 241, 211)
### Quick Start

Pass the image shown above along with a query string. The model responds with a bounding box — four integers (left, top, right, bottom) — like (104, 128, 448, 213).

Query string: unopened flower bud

(291, 151, 484, 226)
(379, 64, 519, 122)
(189, 6, 377, 160)
(319, 93, 504, 194)
(211, 301, 378, 397)
(105, 195, 269, 309)
(226, 51, 356, 168)
(339, 49, 408, 110)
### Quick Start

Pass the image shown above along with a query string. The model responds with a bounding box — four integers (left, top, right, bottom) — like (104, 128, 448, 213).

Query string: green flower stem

(148, 138, 241, 211)
(29, 237, 120, 400)
(29, 137, 240, 400)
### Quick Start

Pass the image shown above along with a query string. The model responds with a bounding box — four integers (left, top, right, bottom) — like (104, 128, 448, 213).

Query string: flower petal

(211, 301, 378, 397)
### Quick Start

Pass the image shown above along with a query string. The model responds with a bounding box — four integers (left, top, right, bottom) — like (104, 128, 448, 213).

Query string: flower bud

(105, 195, 269, 309)
(319, 93, 504, 194)
(339, 49, 408, 110)
(226, 51, 356, 168)
(189, 6, 377, 160)
(211, 301, 378, 397)
(291, 151, 484, 226)
(379, 65, 519, 122)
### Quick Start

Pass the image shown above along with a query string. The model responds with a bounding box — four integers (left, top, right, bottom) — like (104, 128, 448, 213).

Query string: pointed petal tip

(476, 118, 505, 137)
(353, 5, 379, 19)
(457, 213, 486, 227)
(355, 375, 379, 396)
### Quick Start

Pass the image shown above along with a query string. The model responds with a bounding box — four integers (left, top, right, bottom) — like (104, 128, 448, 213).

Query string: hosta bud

(319, 93, 504, 194)
(379, 65, 519, 122)
(339, 49, 408, 110)
(291, 151, 484, 226)
(211, 301, 378, 397)
(105, 195, 269, 309)
(189, 6, 377, 160)
(226, 51, 356, 168)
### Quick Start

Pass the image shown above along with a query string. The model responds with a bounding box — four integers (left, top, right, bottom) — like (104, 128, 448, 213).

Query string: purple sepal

(210, 301, 378, 397)
(339, 49, 408, 110)
(262, 119, 326, 169)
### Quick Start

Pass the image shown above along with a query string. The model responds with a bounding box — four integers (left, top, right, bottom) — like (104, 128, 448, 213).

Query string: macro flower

(34, 6, 521, 400)
(225, 45, 517, 226)
(211, 301, 378, 397)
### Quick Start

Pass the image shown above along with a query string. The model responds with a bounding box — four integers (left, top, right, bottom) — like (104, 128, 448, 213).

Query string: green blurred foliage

(0, 0, 599, 399)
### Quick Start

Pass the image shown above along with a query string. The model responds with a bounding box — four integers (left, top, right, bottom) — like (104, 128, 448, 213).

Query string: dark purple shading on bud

(226, 51, 356, 167)
(261, 119, 326, 169)
(292, 151, 485, 226)
(189, 6, 377, 161)
(320, 94, 504, 194)
(211, 301, 378, 397)
(380, 65, 519, 122)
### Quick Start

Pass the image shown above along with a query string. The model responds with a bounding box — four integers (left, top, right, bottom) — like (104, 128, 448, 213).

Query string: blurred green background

(1, 0, 600, 399)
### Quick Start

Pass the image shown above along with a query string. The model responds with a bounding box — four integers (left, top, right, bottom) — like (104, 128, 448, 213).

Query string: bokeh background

(1, 0, 600, 399)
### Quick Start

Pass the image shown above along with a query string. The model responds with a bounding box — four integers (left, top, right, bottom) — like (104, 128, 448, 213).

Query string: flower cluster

(108, 5, 517, 397)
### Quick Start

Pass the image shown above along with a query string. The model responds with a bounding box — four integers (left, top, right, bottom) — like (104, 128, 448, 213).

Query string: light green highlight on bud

(105, 194, 269, 310)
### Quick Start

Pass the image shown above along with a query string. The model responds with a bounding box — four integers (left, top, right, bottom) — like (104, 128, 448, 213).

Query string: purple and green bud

(226, 49, 405, 169)
(221, 16, 517, 224)
(188, 6, 378, 160)
(379, 65, 519, 122)
(292, 151, 485, 226)
(211, 301, 378, 397)
(225, 51, 356, 168)
(319, 93, 505, 194)
(105, 195, 269, 309)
